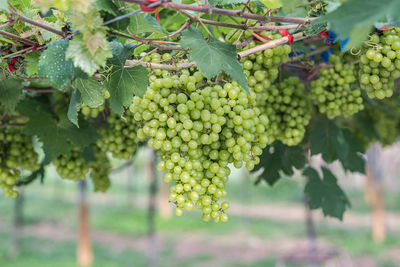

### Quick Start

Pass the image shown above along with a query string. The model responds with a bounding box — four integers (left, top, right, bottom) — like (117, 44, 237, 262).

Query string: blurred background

(0, 144, 400, 267)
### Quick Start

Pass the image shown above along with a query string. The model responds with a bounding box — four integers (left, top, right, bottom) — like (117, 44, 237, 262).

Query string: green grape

(89, 147, 111, 192)
(96, 111, 140, 159)
(358, 29, 400, 99)
(0, 122, 40, 198)
(259, 77, 311, 146)
(52, 146, 89, 181)
(311, 55, 363, 119)
(129, 52, 279, 222)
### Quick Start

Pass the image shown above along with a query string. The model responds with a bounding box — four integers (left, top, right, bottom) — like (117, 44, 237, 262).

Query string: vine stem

(116, 0, 316, 24)
(0, 21, 15, 28)
(10, 10, 65, 37)
(110, 32, 182, 50)
(180, 10, 301, 31)
(0, 30, 35, 46)
(238, 32, 308, 58)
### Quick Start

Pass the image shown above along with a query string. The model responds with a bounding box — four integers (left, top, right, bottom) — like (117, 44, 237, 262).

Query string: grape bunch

(52, 146, 89, 181)
(311, 55, 363, 119)
(240, 40, 293, 144)
(0, 126, 39, 198)
(359, 29, 400, 99)
(261, 77, 311, 146)
(89, 148, 111, 192)
(242, 39, 291, 87)
(130, 53, 271, 222)
(96, 111, 140, 159)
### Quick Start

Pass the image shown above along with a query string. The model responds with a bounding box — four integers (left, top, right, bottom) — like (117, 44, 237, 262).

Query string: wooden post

(365, 144, 386, 243)
(77, 180, 93, 267)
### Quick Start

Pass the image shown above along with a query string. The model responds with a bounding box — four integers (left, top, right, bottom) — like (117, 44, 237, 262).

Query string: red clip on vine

(7, 57, 18, 72)
(253, 32, 272, 43)
(140, 0, 166, 23)
(279, 30, 294, 44)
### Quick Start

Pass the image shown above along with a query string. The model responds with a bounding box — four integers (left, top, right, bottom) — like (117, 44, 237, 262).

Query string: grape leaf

(340, 129, 365, 174)
(18, 99, 100, 163)
(0, 78, 23, 111)
(106, 65, 149, 114)
(66, 34, 112, 76)
(309, 117, 365, 174)
(58, 114, 101, 148)
(72, 78, 104, 108)
(108, 40, 136, 66)
(320, 0, 400, 48)
(25, 51, 40, 76)
(354, 112, 379, 141)
(18, 100, 71, 163)
(304, 167, 350, 220)
(38, 39, 75, 91)
(96, 0, 118, 15)
(180, 26, 249, 93)
(128, 14, 164, 35)
(280, 0, 306, 13)
(253, 141, 307, 186)
(0, 0, 7, 11)
(309, 117, 348, 163)
(67, 90, 82, 127)
(259, 0, 282, 9)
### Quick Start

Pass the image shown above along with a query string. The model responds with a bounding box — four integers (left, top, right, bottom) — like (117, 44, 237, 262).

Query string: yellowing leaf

(84, 32, 105, 55)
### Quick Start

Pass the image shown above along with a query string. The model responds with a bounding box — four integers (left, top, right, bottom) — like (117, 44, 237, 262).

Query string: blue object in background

(326, 31, 337, 45)
(340, 38, 349, 51)
(322, 49, 334, 63)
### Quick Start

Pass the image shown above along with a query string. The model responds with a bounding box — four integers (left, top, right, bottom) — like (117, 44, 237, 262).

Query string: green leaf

(108, 40, 136, 66)
(304, 167, 350, 220)
(309, 117, 348, 163)
(0, 78, 23, 111)
(340, 129, 365, 174)
(180, 26, 249, 93)
(253, 141, 306, 185)
(18, 99, 100, 163)
(354, 112, 379, 141)
(259, 0, 282, 9)
(106, 65, 149, 114)
(72, 78, 104, 108)
(66, 34, 113, 76)
(309, 117, 365, 174)
(0, 0, 8, 10)
(38, 39, 75, 91)
(25, 51, 41, 76)
(58, 115, 101, 148)
(18, 100, 71, 163)
(320, 0, 400, 48)
(280, 0, 306, 13)
(128, 14, 164, 35)
(96, 0, 118, 15)
(67, 90, 82, 127)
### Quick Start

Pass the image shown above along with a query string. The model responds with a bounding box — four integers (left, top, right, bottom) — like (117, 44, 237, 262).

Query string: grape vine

(0, 0, 399, 222)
